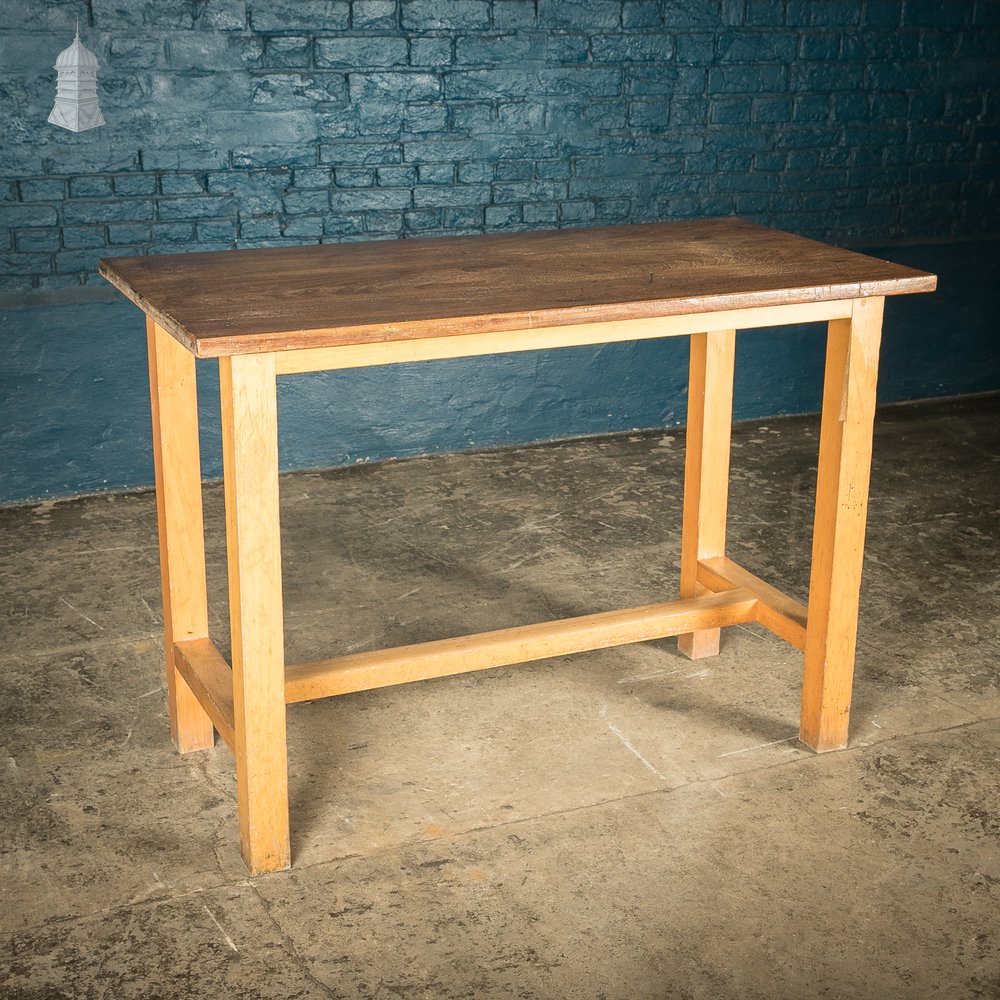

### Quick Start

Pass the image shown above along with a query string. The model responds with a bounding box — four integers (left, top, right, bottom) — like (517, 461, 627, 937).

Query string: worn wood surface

(101, 219, 936, 358)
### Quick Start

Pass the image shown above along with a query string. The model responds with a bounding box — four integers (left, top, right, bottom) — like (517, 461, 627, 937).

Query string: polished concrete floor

(1, 393, 998, 999)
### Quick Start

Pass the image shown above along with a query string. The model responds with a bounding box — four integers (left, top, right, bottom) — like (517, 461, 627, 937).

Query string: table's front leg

(800, 296, 885, 752)
(147, 319, 215, 753)
(678, 328, 737, 659)
(219, 352, 290, 874)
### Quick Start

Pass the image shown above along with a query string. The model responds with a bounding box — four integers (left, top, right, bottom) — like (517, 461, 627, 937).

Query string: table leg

(219, 352, 291, 874)
(678, 328, 737, 659)
(800, 297, 885, 752)
(147, 319, 214, 753)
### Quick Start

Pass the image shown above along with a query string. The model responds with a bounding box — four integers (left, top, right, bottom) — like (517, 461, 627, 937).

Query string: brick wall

(2, 0, 998, 294)
(1, 0, 998, 504)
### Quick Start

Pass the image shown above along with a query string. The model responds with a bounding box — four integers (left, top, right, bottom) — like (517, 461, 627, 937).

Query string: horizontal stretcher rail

(284, 589, 759, 704)
(696, 556, 808, 650)
(174, 638, 236, 750)
(274, 300, 855, 375)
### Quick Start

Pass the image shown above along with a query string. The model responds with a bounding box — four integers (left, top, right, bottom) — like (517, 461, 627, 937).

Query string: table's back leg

(147, 319, 215, 753)
(220, 353, 291, 874)
(800, 296, 885, 752)
(678, 328, 737, 659)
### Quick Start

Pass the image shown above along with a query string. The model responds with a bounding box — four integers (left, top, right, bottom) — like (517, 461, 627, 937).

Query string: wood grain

(146, 319, 215, 752)
(800, 296, 885, 752)
(220, 352, 291, 874)
(101, 219, 936, 358)
(285, 589, 760, 704)
(677, 328, 736, 659)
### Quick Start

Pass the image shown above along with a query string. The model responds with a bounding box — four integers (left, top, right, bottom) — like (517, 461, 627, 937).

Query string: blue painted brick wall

(1, 0, 998, 503)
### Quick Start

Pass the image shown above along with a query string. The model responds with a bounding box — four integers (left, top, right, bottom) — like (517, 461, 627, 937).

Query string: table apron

(272, 299, 855, 375)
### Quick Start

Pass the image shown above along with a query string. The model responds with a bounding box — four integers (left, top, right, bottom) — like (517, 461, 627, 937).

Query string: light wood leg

(147, 319, 214, 753)
(220, 352, 290, 874)
(678, 328, 737, 659)
(800, 297, 885, 752)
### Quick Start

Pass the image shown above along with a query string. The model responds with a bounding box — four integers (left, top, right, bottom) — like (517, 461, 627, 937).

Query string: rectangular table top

(100, 218, 936, 358)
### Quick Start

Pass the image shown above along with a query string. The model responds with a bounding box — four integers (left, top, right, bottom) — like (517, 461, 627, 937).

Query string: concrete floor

(1, 393, 998, 999)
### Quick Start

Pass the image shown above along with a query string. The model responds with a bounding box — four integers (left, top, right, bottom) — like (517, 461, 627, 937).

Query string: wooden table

(101, 218, 935, 874)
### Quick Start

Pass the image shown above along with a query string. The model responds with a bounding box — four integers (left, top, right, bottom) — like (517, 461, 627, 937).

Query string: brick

(160, 174, 206, 195)
(335, 167, 377, 187)
(251, 73, 347, 108)
(55, 248, 104, 273)
(283, 188, 331, 213)
(442, 206, 484, 228)
(0, 252, 50, 275)
(540, 0, 620, 30)
(404, 208, 441, 231)
(497, 102, 546, 133)
(451, 103, 494, 131)
(559, 200, 596, 222)
(485, 204, 521, 227)
(785, 1, 860, 27)
(401, 0, 490, 30)
(113, 174, 158, 196)
(791, 61, 863, 92)
(69, 176, 113, 199)
(282, 215, 325, 238)
(352, 1, 399, 29)
(330, 187, 413, 210)
(321, 141, 403, 165)
(494, 161, 533, 181)
(523, 202, 560, 225)
(546, 33, 590, 63)
(673, 32, 715, 63)
(404, 103, 449, 131)
(239, 216, 282, 240)
(410, 37, 453, 65)
(18, 178, 65, 202)
(350, 71, 440, 102)
(151, 222, 197, 243)
(198, 220, 237, 242)
(108, 223, 152, 245)
(377, 165, 417, 186)
(109, 36, 164, 69)
(62, 226, 107, 250)
(623, 2, 663, 29)
(317, 36, 408, 66)
(363, 211, 404, 234)
(323, 213, 366, 235)
(493, 1, 536, 30)
(709, 96, 751, 124)
(293, 168, 334, 189)
(710, 64, 787, 93)
(412, 183, 490, 207)
(157, 196, 235, 220)
(592, 33, 674, 63)
(251, 0, 350, 31)
(63, 200, 154, 225)
(263, 36, 311, 69)
(417, 163, 454, 184)
(14, 228, 60, 252)
(456, 33, 536, 64)
(166, 33, 262, 71)
(493, 180, 567, 203)
(904, 0, 973, 27)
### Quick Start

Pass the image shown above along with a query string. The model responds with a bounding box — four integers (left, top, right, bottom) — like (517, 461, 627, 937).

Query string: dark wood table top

(100, 218, 936, 358)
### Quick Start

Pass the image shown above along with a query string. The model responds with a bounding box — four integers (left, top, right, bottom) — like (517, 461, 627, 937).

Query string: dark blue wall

(1, 0, 998, 504)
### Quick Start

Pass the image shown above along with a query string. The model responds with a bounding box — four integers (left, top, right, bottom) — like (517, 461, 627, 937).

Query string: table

(100, 218, 936, 874)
